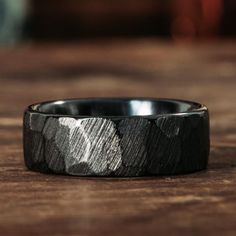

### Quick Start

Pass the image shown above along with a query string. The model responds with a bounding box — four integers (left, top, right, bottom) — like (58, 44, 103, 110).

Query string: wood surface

(0, 40, 236, 236)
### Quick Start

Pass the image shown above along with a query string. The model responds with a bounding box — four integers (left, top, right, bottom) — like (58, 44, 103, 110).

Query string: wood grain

(0, 40, 236, 236)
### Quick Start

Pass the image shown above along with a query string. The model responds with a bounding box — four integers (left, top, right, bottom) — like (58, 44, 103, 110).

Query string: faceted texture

(23, 111, 209, 176)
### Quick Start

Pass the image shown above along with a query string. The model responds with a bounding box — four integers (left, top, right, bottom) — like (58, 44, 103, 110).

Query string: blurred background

(0, 0, 235, 44)
(0, 0, 235, 120)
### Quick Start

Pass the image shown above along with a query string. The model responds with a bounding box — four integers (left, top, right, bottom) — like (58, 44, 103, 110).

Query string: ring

(23, 98, 210, 176)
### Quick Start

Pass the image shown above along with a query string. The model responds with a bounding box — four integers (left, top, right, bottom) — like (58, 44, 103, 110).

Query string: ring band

(23, 98, 210, 176)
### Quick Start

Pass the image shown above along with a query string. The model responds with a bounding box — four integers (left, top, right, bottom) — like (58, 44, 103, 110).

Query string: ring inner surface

(32, 99, 201, 117)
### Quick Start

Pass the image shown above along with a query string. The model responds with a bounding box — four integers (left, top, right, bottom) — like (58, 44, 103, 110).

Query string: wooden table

(0, 40, 236, 236)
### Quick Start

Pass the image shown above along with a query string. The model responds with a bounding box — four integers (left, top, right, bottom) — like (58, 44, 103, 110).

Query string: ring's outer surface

(23, 98, 210, 176)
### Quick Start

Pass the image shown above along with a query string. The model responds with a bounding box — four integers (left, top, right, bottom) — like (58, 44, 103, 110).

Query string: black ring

(23, 98, 210, 176)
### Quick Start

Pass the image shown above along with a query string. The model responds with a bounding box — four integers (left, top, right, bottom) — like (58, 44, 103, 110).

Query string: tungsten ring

(23, 98, 210, 177)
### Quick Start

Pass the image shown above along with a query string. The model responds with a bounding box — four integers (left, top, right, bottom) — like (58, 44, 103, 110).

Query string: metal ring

(23, 98, 210, 176)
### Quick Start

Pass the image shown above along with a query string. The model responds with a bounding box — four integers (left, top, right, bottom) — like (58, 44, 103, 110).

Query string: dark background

(30, 0, 236, 39)
(0, 0, 236, 43)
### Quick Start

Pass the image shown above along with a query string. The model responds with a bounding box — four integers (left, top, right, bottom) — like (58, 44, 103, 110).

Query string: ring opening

(31, 98, 203, 117)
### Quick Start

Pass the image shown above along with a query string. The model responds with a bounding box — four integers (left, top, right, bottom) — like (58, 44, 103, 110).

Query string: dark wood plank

(0, 40, 236, 236)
